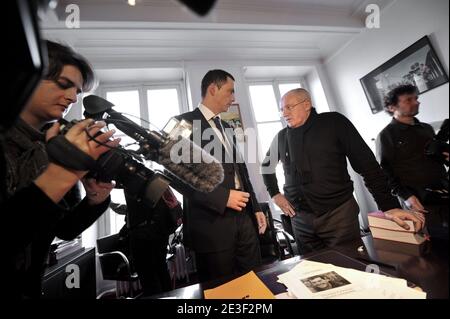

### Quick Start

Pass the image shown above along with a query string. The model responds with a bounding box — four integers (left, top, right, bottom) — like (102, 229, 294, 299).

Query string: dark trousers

(129, 227, 171, 296)
(195, 212, 261, 283)
(291, 197, 361, 255)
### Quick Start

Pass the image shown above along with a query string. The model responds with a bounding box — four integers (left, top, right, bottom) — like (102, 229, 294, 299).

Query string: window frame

(98, 81, 189, 127)
(246, 78, 304, 159)
(246, 77, 305, 217)
(142, 83, 187, 130)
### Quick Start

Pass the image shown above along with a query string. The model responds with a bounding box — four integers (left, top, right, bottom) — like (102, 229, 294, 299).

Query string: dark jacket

(175, 108, 261, 253)
(377, 118, 448, 201)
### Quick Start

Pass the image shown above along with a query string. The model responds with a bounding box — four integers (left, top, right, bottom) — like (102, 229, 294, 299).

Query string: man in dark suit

(176, 69, 267, 282)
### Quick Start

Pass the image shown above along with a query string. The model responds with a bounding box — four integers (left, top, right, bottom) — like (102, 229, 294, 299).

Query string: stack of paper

(276, 260, 426, 299)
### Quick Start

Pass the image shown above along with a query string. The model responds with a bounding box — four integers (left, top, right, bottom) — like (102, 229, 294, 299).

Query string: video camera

(425, 119, 449, 164)
(56, 95, 224, 208)
(4, 0, 222, 209)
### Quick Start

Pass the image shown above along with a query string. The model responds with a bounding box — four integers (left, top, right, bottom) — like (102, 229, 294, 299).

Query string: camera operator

(2, 40, 120, 298)
(377, 84, 449, 240)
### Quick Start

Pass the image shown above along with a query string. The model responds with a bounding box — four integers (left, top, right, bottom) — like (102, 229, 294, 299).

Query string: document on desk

(204, 271, 275, 299)
(277, 260, 426, 299)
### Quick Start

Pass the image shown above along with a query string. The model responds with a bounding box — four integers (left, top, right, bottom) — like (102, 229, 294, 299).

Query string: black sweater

(262, 109, 400, 214)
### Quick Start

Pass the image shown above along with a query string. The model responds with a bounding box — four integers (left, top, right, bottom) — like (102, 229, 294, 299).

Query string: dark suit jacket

(175, 108, 261, 253)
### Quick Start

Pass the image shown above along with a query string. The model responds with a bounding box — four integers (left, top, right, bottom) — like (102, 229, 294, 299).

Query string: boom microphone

(157, 136, 224, 193)
(83, 95, 224, 193)
(83, 95, 162, 148)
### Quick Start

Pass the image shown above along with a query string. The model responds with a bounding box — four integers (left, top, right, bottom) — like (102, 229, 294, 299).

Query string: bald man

(261, 89, 425, 254)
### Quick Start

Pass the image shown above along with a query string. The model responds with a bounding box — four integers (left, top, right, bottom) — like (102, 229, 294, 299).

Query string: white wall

(323, 0, 449, 215)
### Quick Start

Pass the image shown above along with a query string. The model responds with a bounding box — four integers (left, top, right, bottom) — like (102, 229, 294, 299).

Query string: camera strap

(46, 135, 97, 171)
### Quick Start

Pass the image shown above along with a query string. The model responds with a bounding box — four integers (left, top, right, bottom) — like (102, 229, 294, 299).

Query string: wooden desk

(340, 235, 449, 299)
(150, 236, 448, 299)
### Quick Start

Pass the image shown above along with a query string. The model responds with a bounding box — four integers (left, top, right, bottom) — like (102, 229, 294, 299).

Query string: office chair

(167, 224, 198, 289)
(273, 216, 297, 257)
(258, 202, 296, 263)
(96, 233, 142, 298)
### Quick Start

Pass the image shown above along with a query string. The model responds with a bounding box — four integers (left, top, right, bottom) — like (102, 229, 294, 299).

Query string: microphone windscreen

(157, 137, 224, 193)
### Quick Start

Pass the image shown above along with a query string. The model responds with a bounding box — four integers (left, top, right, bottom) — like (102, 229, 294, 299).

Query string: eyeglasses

(279, 97, 309, 114)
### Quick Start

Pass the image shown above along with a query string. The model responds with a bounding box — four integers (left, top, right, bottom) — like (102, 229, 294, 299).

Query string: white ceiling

(40, 0, 394, 68)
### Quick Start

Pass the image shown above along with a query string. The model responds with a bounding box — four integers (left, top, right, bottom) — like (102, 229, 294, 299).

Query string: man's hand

(385, 208, 425, 232)
(405, 195, 426, 213)
(227, 190, 250, 211)
(272, 193, 296, 217)
(82, 178, 115, 205)
(255, 212, 267, 234)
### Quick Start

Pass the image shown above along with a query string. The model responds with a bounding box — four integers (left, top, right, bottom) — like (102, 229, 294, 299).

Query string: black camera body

(420, 119, 449, 204)
(58, 119, 171, 208)
(425, 119, 449, 164)
(90, 146, 171, 208)
(425, 139, 449, 163)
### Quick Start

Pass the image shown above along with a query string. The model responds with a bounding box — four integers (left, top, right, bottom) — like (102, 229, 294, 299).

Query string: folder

(204, 271, 275, 299)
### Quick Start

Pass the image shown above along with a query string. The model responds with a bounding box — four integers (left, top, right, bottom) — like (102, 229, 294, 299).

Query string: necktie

(212, 116, 242, 190)
(213, 116, 228, 146)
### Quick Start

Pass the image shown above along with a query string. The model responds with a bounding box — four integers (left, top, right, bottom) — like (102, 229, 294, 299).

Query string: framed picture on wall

(360, 36, 449, 114)
(221, 103, 245, 142)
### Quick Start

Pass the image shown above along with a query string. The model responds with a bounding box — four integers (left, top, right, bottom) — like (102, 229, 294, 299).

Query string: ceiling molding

(52, 0, 370, 28)
(42, 20, 363, 34)
(40, 1, 383, 66)
(57, 0, 369, 17)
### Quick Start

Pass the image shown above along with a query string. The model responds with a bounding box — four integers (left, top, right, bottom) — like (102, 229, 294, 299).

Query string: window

(106, 90, 141, 149)
(279, 83, 302, 97)
(102, 84, 185, 234)
(249, 85, 280, 123)
(146, 87, 184, 206)
(248, 81, 302, 213)
(106, 90, 141, 123)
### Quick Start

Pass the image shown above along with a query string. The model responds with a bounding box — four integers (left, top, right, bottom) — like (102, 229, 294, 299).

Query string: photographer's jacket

(3, 119, 110, 298)
(262, 108, 400, 214)
(377, 118, 448, 201)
